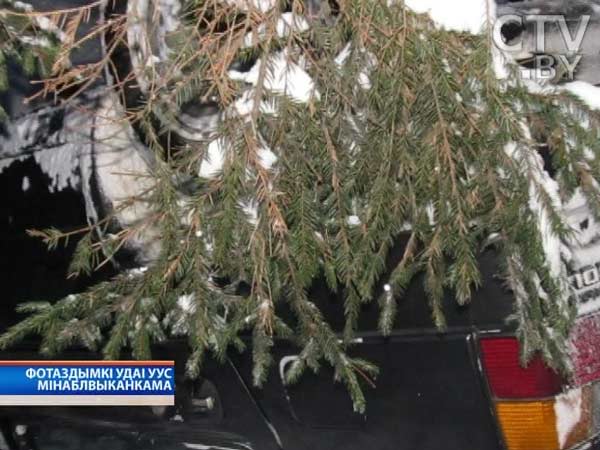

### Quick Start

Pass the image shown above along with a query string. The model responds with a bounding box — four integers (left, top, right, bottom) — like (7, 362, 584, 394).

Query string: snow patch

(243, 12, 309, 47)
(12, 1, 33, 11)
(334, 43, 352, 67)
(358, 51, 377, 90)
(241, 200, 259, 225)
(333, 43, 376, 90)
(258, 146, 277, 170)
(346, 215, 361, 226)
(177, 294, 195, 313)
(225, 0, 277, 13)
(229, 51, 317, 104)
(199, 139, 225, 178)
(33, 143, 81, 193)
(0, 101, 91, 193)
(554, 388, 582, 449)
(127, 266, 148, 278)
(404, 0, 489, 34)
(232, 89, 278, 117)
(563, 82, 600, 110)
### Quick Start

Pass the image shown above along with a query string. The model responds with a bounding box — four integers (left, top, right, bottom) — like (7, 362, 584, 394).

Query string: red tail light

(479, 335, 595, 450)
(480, 337, 563, 398)
(570, 314, 600, 386)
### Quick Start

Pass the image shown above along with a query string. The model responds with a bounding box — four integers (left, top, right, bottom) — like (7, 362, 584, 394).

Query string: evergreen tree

(1, 0, 600, 413)
(0, 0, 62, 117)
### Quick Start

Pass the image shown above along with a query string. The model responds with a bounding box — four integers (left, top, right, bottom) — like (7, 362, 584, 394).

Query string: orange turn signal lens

(496, 400, 558, 450)
(495, 387, 593, 450)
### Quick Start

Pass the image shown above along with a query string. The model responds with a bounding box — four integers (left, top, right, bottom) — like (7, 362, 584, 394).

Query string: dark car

(1, 1, 600, 449)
